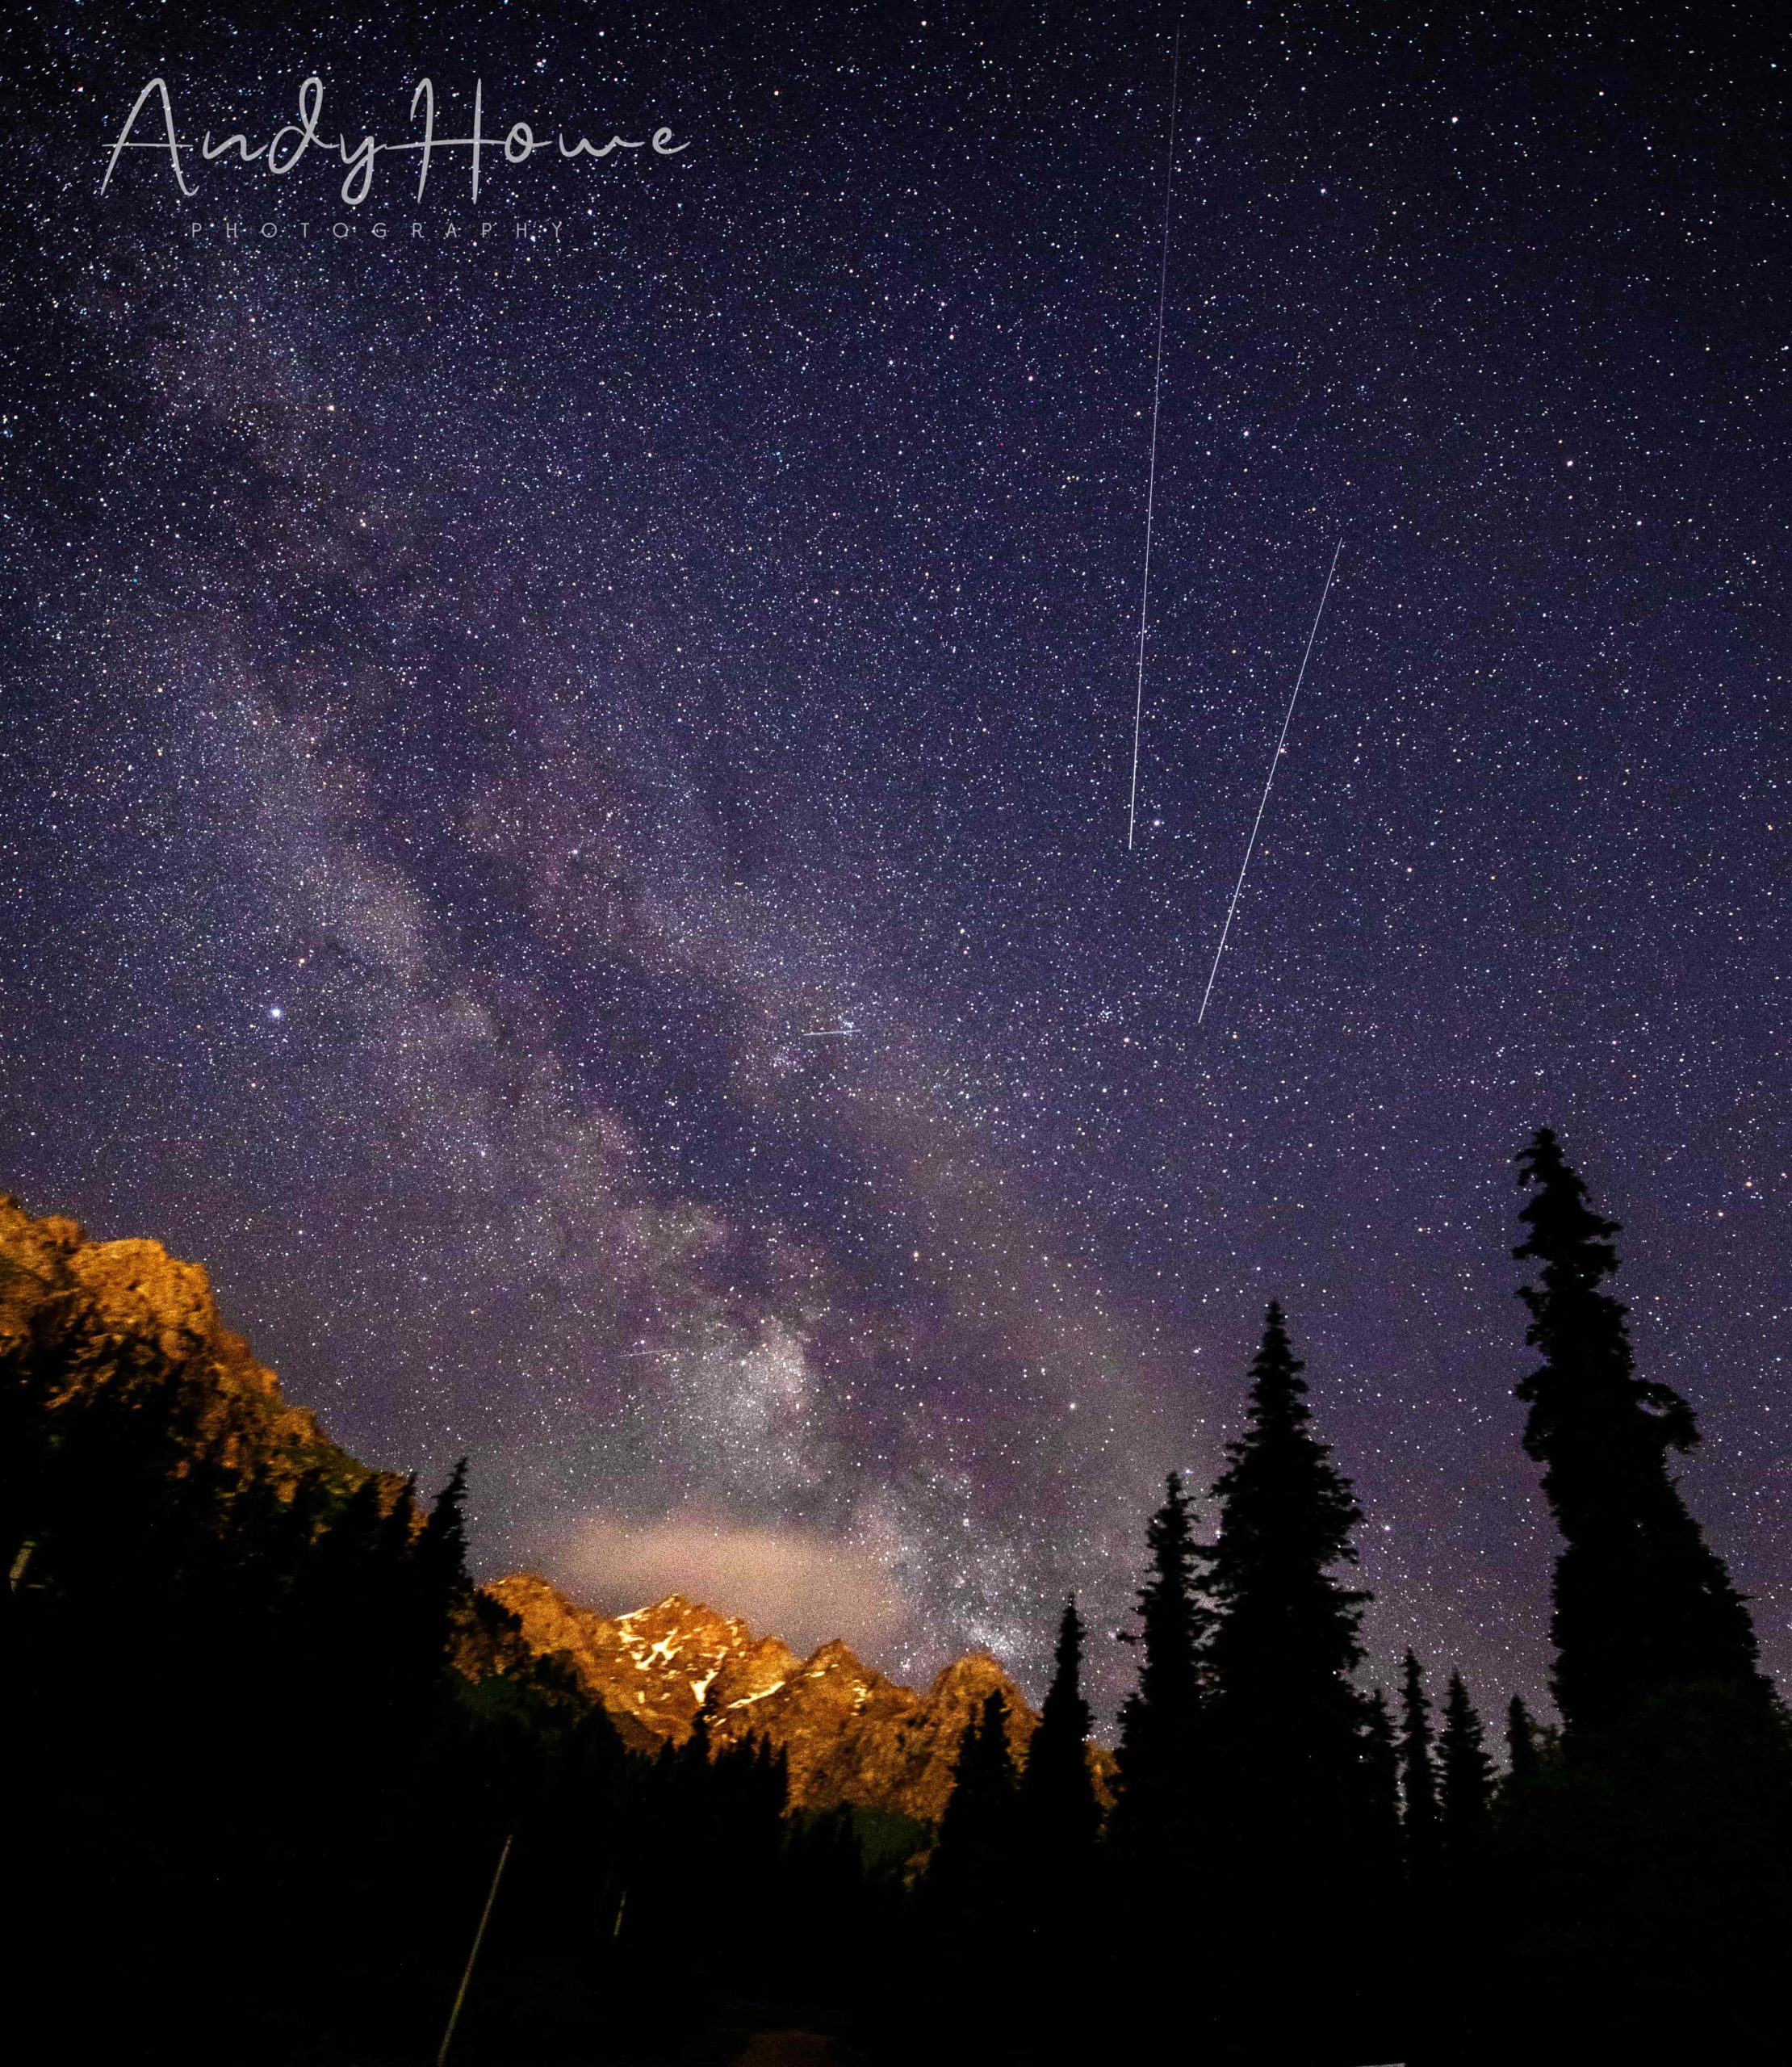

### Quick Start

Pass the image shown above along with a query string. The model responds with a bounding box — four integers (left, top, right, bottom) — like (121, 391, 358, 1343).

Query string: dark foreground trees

(1513, 1126, 1767, 1733)
(1478, 1129, 1792, 2065)
(918, 1134, 1792, 2067)
(7, 1125, 1790, 2066)
(1198, 1302, 1393, 2058)
(1020, 1596, 1101, 1885)
(1, 1285, 889, 2064)
(1105, 1464, 1206, 2015)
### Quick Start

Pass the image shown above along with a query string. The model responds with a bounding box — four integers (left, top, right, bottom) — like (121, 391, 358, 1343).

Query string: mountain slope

(0, 1193, 367, 1495)
(488, 1572, 1043, 1822)
(2, 1190, 1099, 1830)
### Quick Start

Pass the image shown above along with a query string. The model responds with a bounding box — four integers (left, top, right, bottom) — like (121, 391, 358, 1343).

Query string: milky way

(5, 2, 1790, 1719)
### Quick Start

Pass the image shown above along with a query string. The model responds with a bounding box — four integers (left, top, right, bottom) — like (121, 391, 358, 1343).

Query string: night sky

(6, 2, 1790, 1721)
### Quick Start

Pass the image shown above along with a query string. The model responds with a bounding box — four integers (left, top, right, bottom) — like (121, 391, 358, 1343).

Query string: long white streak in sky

(1124, 29, 1182, 853)
(1197, 538, 1344, 1025)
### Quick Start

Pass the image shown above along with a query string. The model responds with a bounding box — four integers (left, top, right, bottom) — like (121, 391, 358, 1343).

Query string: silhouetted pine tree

(1514, 1127, 1767, 1732)
(923, 1688, 1021, 1973)
(1438, 1672, 1494, 1862)
(1488, 1131, 1792, 2066)
(417, 1456, 473, 1611)
(1399, 1651, 1439, 1877)
(1011, 1595, 1100, 2041)
(1112, 1470, 1207, 1852)
(1361, 1688, 1403, 1863)
(1203, 1305, 1368, 1804)
(1361, 1681, 1413, 2061)
(1425, 1673, 1497, 2064)
(1504, 1695, 1539, 1788)
(1021, 1595, 1100, 1861)
(935, 1690, 1019, 1871)
(1103, 1472, 1211, 2049)
(1200, 1303, 1377, 2053)
(398, 1457, 473, 1717)
(1363, 1684, 1416, 2066)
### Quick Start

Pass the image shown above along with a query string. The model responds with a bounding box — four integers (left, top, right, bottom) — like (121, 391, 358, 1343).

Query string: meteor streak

(1197, 538, 1343, 1025)
(1124, 30, 1182, 852)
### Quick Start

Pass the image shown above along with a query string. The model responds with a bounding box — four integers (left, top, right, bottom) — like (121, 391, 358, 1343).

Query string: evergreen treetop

(1020, 1595, 1099, 1855)
(1514, 1128, 1765, 1731)
(1399, 1651, 1439, 1868)
(941, 1690, 1018, 1834)
(1505, 1695, 1539, 1787)
(926, 1689, 1020, 1927)
(1359, 1686, 1405, 1885)
(1114, 1470, 1208, 1830)
(1196, 1306, 1379, 2058)
(1438, 1672, 1494, 1858)
(418, 1457, 473, 1601)
(1121, 1471, 1206, 1713)
(1204, 1302, 1367, 1704)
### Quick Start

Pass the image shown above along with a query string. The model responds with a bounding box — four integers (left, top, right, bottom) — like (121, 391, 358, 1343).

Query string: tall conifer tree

(1514, 1127, 1765, 1732)
(1200, 1303, 1375, 2055)
(1497, 1134, 1790, 2063)
(1108, 1470, 1208, 2047)
(1204, 1304, 1369, 1796)
(921, 1692, 1024, 2044)
(1438, 1672, 1494, 1860)
(1359, 1688, 1405, 1892)
(417, 1457, 473, 1606)
(926, 1690, 1020, 1936)
(1505, 1695, 1539, 1787)
(1015, 1597, 1100, 2043)
(1112, 1470, 1206, 1847)
(1399, 1652, 1439, 1876)
(1021, 1595, 1100, 1859)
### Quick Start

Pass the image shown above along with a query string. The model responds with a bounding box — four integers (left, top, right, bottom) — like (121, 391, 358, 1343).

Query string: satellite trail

(1124, 29, 1183, 852)
(1197, 539, 1344, 1025)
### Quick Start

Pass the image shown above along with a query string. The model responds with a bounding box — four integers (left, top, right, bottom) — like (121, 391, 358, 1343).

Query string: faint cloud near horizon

(555, 1508, 917, 1666)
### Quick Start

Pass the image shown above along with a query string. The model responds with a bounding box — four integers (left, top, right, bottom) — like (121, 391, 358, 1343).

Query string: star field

(3, 0, 1790, 1716)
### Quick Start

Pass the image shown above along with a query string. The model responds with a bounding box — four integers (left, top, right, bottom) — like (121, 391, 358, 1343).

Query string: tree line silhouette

(4, 1127, 1787, 2064)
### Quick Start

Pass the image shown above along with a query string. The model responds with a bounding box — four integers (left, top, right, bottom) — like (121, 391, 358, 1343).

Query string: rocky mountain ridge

(0, 1194, 367, 1495)
(488, 1572, 1046, 1823)
(1, 1192, 1099, 1830)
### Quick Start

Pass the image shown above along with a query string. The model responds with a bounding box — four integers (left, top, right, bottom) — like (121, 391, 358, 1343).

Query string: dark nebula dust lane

(2, 2, 1789, 1715)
